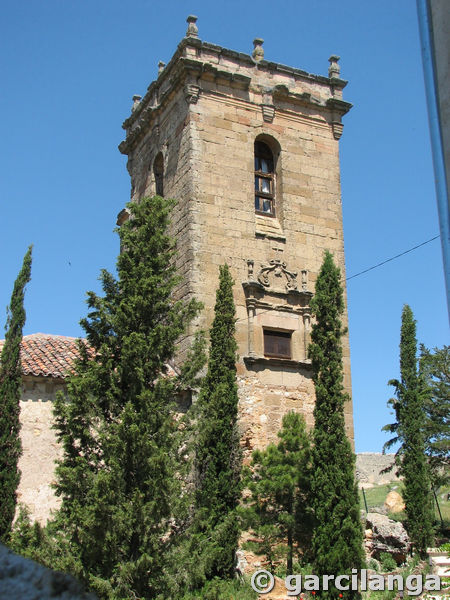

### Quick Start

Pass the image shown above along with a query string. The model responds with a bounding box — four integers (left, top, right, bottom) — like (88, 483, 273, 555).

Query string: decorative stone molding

(247, 259, 255, 281)
(186, 15, 199, 38)
(244, 355, 311, 369)
(328, 54, 341, 79)
(301, 269, 308, 291)
(261, 104, 275, 123)
(252, 38, 264, 62)
(184, 83, 200, 104)
(243, 259, 313, 363)
(119, 38, 352, 155)
(327, 56, 347, 100)
(131, 95, 142, 113)
(257, 259, 298, 292)
(331, 122, 344, 140)
(326, 97, 352, 141)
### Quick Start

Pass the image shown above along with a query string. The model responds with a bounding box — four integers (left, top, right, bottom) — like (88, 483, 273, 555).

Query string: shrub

(378, 552, 397, 572)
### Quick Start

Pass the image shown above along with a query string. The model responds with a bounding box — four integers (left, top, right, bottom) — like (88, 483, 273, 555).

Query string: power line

(346, 235, 440, 281)
(234, 235, 440, 324)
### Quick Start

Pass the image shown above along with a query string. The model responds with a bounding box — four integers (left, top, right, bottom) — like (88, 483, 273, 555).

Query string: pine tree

(50, 196, 203, 599)
(309, 251, 364, 599)
(243, 411, 313, 575)
(192, 264, 241, 581)
(0, 246, 32, 541)
(384, 305, 434, 556)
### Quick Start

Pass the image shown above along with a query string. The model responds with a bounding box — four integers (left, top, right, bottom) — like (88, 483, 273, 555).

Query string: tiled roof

(0, 333, 85, 379)
(0, 333, 179, 380)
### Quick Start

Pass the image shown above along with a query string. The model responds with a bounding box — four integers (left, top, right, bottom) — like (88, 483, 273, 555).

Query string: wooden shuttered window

(254, 141, 275, 216)
(263, 329, 292, 359)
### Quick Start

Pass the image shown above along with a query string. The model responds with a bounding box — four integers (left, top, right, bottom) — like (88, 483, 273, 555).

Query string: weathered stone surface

(18, 393, 63, 524)
(0, 543, 96, 599)
(384, 490, 405, 513)
(120, 29, 354, 459)
(428, 550, 450, 578)
(365, 512, 410, 565)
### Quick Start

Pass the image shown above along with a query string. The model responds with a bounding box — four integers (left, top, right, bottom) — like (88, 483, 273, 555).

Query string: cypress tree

(0, 246, 32, 541)
(192, 263, 241, 581)
(309, 251, 364, 599)
(419, 344, 450, 488)
(51, 196, 203, 599)
(386, 305, 434, 555)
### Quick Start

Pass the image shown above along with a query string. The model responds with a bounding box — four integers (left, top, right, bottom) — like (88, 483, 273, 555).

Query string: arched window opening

(254, 141, 275, 216)
(153, 153, 164, 197)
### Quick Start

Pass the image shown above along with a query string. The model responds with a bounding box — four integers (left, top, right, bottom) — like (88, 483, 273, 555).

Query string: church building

(11, 16, 355, 523)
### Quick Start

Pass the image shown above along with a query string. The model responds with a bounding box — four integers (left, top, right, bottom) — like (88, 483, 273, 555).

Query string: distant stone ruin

(356, 453, 401, 487)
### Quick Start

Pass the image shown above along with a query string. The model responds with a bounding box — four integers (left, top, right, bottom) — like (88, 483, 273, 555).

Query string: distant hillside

(356, 453, 401, 487)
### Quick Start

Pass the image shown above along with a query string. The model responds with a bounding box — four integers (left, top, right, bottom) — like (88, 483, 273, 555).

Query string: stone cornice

(243, 355, 312, 370)
(273, 84, 352, 116)
(243, 280, 312, 306)
(119, 36, 352, 155)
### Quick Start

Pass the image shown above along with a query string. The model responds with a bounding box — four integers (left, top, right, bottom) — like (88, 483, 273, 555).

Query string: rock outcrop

(365, 512, 411, 565)
(0, 543, 96, 600)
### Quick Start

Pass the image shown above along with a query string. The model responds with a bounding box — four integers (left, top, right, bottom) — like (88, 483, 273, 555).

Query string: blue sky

(1, 1, 447, 452)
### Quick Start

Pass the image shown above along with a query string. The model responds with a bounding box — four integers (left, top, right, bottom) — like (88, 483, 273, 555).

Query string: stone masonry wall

(186, 89, 353, 452)
(17, 376, 63, 523)
(121, 34, 355, 455)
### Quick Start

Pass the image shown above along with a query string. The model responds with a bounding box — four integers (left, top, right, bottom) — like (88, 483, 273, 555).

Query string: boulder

(370, 505, 388, 515)
(365, 512, 411, 565)
(0, 543, 97, 599)
(384, 490, 405, 513)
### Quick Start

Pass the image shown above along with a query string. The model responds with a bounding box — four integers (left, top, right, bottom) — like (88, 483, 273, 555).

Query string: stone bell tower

(118, 16, 355, 452)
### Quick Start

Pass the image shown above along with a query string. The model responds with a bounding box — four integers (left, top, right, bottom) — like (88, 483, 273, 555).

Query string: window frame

(263, 328, 292, 359)
(254, 141, 276, 217)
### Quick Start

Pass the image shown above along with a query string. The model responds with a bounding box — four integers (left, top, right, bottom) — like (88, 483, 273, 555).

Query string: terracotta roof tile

(0, 333, 86, 379)
(0, 333, 179, 380)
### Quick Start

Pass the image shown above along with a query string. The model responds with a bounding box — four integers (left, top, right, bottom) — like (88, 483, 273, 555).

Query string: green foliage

(8, 505, 81, 576)
(0, 246, 32, 541)
(242, 411, 313, 574)
(383, 305, 434, 556)
(439, 542, 450, 553)
(420, 345, 450, 487)
(359, 484, 394, 511)
(179, 576, 257, 600)
(9, 505, 47, 560)
(191, 264, 242, 582)
(309, 251, 365, 599)
(363, 554, 424, 600)
(366, 558, 380, 572)
(378, 552, 397, 572)
(46, 196, 203, 599)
